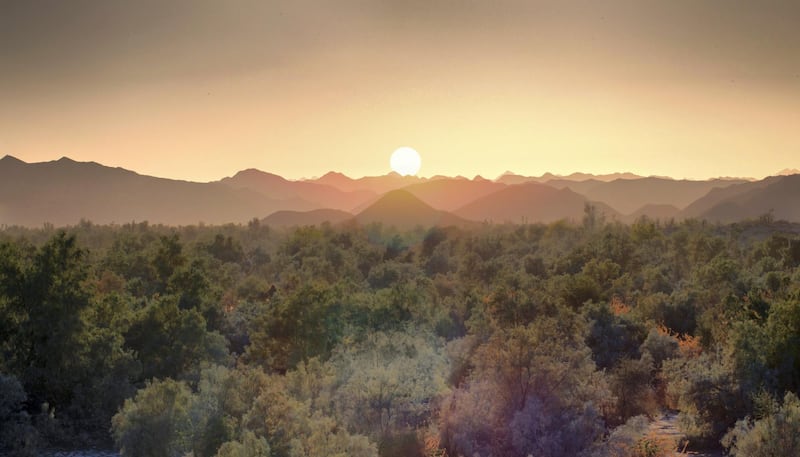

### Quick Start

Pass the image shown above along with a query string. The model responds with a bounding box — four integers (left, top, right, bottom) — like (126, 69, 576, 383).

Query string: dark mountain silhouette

(624, 204, 680, 222)
(546, 177, 746, 214)
(454, 182, 619, 224)
(262, 209, 353, 227)
(681, 175, 800, 222)
(220, 169, 374, 211)
(0, 156, 312, 226)
(310, 171, 429, 194)
(354, 190, 470, 229)
(400, 178, 508, 211)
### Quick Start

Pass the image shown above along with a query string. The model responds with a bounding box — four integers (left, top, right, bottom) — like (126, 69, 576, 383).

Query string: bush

(663, 353, 748, 444)
(722, 392, 800, 456)
(609, 356, 657, 424)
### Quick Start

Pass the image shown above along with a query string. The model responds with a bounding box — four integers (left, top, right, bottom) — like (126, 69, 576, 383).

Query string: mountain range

(1, 155, 798, 228)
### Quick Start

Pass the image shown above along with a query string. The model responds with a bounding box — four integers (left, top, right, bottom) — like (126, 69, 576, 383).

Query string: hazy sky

(1, 0, 798, 181)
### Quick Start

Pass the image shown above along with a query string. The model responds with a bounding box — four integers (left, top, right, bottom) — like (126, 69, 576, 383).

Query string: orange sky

(1, 0, 798, 182)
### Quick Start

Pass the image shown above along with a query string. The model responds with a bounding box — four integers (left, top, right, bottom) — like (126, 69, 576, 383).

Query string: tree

(112, 378, 194, 457)
(245, 284, 343, 372)
(13, 233, 93, 410)
(0, 373, 37, 456)
(330, 331, 449, 440)
(240, 377, 377, 457)
(440, 318, 610, 457)
(216, 431, 271, 457)
(124, 297, 229, 381)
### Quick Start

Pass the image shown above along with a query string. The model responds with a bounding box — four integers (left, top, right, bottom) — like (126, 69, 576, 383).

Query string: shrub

(722, 392, 800, 457)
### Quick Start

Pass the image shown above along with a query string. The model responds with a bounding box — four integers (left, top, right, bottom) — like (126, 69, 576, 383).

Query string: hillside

(0, 156, 310, 226)
(624, 204, 681, 222)
(401, 177, 507, 211)
(546, 177, 746, 214)
(684, 174, 800, 222)
(220, 169, 374, 211)
(354, 190, 470, 229)
(310, 171, 429, 194)
(680, 177, 778, 219)
(454, 181, 619, 223)
(262, 209, 353, 227)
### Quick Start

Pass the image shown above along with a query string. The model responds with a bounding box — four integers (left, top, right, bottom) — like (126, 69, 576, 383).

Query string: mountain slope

(355, 190, 470, 229)
(547, 177, 747, 214)
(401, 178, 507, 211)
(454, 182, 619, 223)
(310, 171, 429, 194)
(220, 169, 374, 211)
(680, 177, 778, 219)
(0, 156, 311, 226)
(263, 209, 353, 227)
(624, 204, 680, 222)
(682, 175, 800, 222)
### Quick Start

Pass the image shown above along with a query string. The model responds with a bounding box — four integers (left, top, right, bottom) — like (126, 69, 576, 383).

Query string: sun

(390, 147, 421, 176)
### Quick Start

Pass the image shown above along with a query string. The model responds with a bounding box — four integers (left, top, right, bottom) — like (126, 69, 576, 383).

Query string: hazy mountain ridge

(681, 174, 800, 223)
(545, 177, 748, 214)
(307, 171, 432, 194)
(496, 171, 643, 185)
(454, 182, 620, 224)
(400, 178, 508, 212)
(0, 156, 311, 226)
(262, 209, 354, 227)
(2, 156, 799, 227)
(220, 168, 375, 212)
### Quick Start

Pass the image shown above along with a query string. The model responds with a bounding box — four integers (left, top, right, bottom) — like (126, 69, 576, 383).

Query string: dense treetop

(2, 213, 800, 456)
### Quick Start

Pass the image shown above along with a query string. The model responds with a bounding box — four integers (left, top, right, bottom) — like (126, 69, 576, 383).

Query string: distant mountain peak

(230, 168, 286, 180)
(355, 189, 468, 228)
(1, 154, 25, 164)
(375, 189, 431, 205)
(776, 168, 800, 176)
(321, 171, 350, 179)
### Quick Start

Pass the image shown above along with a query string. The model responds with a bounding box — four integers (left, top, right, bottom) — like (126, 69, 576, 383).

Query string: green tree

(0, 373, 38, 456)
(330, 331, 449, 440)
(246, 284, 342, 372)
(124, 297, 229, 381)
(112, 378, 194, 457)
(12, 233, 93, 409)
(216, 431, 271, 457)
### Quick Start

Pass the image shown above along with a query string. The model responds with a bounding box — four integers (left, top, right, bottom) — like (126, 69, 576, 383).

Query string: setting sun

(390, 147, 421, 176)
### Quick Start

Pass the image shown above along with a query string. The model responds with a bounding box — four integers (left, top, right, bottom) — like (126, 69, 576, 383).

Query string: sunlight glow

(390, 147, 422, 176)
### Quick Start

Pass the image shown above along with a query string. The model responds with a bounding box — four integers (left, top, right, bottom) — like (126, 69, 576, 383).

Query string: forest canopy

(2, 214, 800, 456)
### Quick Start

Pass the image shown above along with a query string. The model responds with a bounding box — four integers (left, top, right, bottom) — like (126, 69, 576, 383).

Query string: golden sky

(1, 0, 798, 181)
